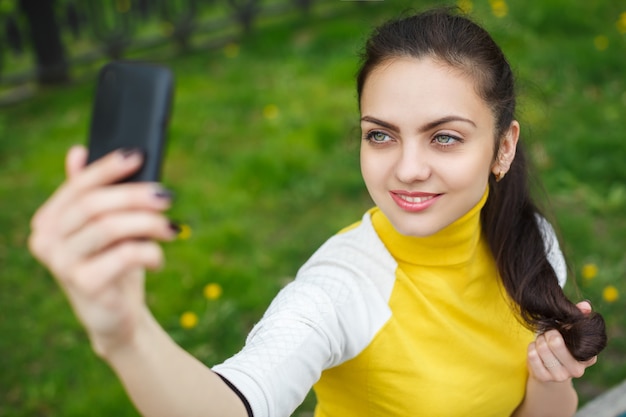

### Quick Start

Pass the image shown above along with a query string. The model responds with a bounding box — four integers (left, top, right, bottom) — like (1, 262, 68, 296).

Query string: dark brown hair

(356, 8, 606, 361)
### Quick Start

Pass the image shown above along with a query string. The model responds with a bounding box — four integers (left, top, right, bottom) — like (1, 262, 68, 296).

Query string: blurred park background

(0, 0, 625, 415)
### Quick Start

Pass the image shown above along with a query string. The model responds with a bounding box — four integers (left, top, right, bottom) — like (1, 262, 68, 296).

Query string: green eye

(370, 131, 389, 142)
(434, 134, 460, 146)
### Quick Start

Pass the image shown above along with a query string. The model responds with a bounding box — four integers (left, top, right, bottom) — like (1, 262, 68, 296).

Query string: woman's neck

(371, 189, 488, 267)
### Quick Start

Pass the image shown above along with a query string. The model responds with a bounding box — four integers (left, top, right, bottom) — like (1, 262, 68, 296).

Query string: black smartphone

(86, 61, 174, 182)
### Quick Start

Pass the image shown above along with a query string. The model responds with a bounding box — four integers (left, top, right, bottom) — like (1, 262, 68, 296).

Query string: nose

(395, 141, 431, 183)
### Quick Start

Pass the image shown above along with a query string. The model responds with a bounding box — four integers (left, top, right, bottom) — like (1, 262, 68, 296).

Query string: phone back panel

(87, 61, 173, 182)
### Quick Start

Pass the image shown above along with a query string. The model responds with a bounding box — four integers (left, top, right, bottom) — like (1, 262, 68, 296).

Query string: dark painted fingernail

(169, 221, 181, 234)
(168, 222, 191, 240)
(155, 187, 175, 200)
(119, 148, 143, 158)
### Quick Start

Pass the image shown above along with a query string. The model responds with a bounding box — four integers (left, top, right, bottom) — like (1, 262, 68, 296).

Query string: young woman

(29, 7, 606, 417)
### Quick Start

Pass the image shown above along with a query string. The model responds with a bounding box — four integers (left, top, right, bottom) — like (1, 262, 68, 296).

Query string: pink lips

(389, 191, 441, 212)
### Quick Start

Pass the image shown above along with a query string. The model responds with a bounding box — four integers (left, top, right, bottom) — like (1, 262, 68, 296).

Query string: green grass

(1, 1, 625, 415)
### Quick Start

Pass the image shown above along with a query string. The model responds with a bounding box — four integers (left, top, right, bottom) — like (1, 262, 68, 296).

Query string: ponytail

(482, 145, 607, 361)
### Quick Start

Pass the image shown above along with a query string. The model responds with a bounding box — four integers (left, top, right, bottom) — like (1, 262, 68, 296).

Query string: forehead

(360, 57, 495, 128)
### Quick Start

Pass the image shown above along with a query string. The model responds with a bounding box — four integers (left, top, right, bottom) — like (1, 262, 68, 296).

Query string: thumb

(575, 300, 593, 315)
(65, 145, 88, 179)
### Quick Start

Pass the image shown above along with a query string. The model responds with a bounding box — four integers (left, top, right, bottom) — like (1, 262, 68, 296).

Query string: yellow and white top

(213, 192, 566, 417)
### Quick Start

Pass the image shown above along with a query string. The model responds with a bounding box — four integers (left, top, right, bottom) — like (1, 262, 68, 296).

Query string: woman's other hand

(526, 301, 598, 383)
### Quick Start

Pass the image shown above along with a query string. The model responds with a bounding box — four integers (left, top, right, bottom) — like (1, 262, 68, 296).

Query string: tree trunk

(19, 0, 70, 85)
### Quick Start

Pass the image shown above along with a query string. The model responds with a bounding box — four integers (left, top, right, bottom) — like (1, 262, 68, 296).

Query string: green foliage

(0, 0, 16, 15)
(1, 0, 625, 415)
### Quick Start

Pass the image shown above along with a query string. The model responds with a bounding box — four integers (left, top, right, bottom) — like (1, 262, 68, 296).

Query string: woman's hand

(28, 146, 178, 356)
(526, 301, 598, 383)
(512, 301, 599, 417)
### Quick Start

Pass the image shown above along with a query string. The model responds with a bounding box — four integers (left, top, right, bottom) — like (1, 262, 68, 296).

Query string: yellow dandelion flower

(490, 0, 508, 18)
(581, 263, 598, 280)
(617, 12, 626, 34)
(180, 311, 199, 329)
(263, 104, 280, 120)
(177, 224, 192, 240)
(204, 283, 223, 300)
(224, 43, 240, 59)
(594, 35, 609, 51)
(603, 285, 619, 303)
(457, 0, 473, 14)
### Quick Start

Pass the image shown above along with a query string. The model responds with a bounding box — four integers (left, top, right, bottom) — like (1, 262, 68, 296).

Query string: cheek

(360, 153, 377, 188)
(360, 149, 391, 199)
(442, 155, 492, 189)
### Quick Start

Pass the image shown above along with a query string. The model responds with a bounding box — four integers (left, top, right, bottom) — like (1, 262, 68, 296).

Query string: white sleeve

(536, 215, 567, 288)
(212, 217, 396, 417)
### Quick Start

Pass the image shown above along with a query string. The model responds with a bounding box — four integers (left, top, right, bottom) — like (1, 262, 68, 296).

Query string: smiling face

(360, 56, 518, 237)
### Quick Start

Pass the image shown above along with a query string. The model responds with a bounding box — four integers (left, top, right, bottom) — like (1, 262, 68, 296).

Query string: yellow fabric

(313, 190, 534, 417)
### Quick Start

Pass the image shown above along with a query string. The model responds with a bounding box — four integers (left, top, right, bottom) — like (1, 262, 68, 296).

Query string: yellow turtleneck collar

(370, 188, 489, 267)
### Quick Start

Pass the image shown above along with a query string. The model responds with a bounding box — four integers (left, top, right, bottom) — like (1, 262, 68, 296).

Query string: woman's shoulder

(295, 209, 397, 301)
(300, 209, 395, 272)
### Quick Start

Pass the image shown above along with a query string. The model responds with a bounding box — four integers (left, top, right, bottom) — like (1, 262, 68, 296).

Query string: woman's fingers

(65, 145, 89, 179)
(49, 211, 177, 278)
(529, 330, 594, 382)
(55, 183, 173, 238)
(575, 300, 593, 315)
(527, 340, 552, 381)
(29, 184, 173, 267)
(72, 148, 145, 191)
(68, 211, 177, 259)
(536, 331, 574, 380)
(67, 239, 164, 298)
(527, 301, 599, 383)
(32, 148, 144, 232)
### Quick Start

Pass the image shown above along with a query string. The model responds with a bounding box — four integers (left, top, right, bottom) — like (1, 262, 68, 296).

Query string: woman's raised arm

(28, 146, 248, 417)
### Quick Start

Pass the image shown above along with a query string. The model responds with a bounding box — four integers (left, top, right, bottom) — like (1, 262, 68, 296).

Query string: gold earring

(495, 170, 505, 182)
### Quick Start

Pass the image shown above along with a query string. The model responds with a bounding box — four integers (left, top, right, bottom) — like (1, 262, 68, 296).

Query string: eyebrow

(360, 115, 477, 133)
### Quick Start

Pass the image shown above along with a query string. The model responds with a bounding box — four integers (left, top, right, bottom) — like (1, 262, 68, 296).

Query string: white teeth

(398, 195, 434, 203)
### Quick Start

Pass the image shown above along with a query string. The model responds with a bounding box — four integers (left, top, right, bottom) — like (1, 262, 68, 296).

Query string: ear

(491, 120, 520, 178)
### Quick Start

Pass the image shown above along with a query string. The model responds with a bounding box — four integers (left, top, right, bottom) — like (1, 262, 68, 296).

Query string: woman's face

(360, 57, 508, 237)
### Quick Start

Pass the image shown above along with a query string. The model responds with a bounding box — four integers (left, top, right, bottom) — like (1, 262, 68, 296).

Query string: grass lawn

(1, 0, 625, 415)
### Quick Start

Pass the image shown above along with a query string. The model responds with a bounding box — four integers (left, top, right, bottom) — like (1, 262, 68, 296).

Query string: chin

(390, 220, 445, 238)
